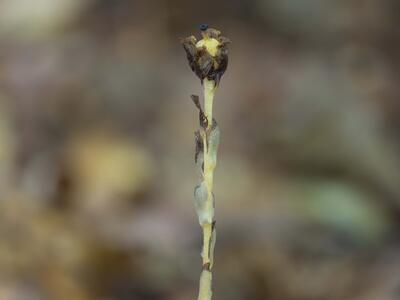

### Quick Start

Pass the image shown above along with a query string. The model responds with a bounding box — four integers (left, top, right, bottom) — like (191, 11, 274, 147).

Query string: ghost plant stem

(198, 79, 216, 300)
(181, 25, 229, 300)
(201, 78, 215, 266)
(203, 79, 214, 129)
(198, 264, 212, 300)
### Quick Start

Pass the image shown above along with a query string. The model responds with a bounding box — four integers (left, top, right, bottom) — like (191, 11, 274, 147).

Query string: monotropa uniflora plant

(181, 24, 230, 300)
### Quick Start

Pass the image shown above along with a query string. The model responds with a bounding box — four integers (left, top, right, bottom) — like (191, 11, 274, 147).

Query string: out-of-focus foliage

(1, 0, 400, 299)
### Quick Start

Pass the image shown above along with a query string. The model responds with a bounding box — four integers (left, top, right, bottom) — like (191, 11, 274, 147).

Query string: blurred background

(1, 0, 400, 299)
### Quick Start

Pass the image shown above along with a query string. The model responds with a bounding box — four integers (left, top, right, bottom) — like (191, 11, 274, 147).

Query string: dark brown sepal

(194, 130, 203, 164)
(191, 94, 208, 129)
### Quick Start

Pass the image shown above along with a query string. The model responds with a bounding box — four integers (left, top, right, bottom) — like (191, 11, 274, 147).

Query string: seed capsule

(181, 26, 230, 86)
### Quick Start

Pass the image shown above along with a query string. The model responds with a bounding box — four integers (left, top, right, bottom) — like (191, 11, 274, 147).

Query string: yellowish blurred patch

(66, 130, 155, 213)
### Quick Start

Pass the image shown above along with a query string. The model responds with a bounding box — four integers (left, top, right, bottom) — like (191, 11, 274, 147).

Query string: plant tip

(199, 24, 209, 31)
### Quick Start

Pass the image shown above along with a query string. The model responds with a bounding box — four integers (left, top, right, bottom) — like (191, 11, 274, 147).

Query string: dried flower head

(181, 24, 230, 86)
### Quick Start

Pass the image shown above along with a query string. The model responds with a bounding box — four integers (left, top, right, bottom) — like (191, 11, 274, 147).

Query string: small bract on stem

(181, 24, 230, 300)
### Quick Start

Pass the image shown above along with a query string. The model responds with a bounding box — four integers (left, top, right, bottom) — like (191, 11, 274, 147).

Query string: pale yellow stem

(197, 270, 212, 300)
(201, 223, 212, 266)
(201, 78, 216, 266)
(198, 78, 216, 300)
(203, 79, 215, 216)
(203, 79, 215, 128)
